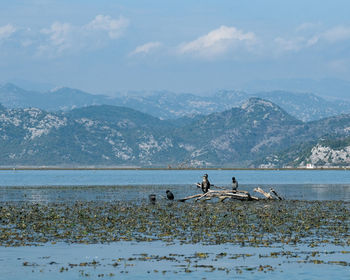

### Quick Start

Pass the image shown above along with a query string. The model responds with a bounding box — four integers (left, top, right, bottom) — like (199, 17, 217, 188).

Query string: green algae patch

(0, 200, 349, 247)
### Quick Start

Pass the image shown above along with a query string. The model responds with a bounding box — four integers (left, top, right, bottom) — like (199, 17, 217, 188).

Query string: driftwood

(179, 188, 259, 202)
(253, 187, 273, 199)
(178, 193, 203, 202)
(178, 185, 283, 202)
(253, 187, 284, 200)
(270, 188, 283, 200)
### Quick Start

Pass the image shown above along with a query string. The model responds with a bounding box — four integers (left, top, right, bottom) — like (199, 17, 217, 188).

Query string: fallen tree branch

(254, 187, 273, 199)
(270, 188, 283, 200)
(178, 193, 203, 202)
(179, 188, 260, 202)
(195, 192, 211, 201)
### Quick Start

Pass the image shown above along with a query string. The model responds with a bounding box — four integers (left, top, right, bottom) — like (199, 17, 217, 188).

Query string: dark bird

(232, 177, 238, 191)
(149, 194, 156, 204)
(166, 190, 174, 200)
(201, 174, 211, 193)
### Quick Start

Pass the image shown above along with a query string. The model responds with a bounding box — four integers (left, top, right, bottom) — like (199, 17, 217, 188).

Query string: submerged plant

(0, 200, 349, 247)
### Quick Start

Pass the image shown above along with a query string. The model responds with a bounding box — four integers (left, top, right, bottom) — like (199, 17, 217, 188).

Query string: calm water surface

(0, 169, 350, 186)
(0, 169, 350, 202)
(1, 242, 349, 280)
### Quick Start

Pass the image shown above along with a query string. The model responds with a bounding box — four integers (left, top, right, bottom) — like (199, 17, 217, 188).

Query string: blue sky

(1, 0, 350, 94)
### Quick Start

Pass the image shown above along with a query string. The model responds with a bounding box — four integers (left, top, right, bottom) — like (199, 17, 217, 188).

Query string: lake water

(1, 169, 350, 202)
(2, 242, 350, 280)
(1, 169, 350, 186)
(1, 170, 349, 279)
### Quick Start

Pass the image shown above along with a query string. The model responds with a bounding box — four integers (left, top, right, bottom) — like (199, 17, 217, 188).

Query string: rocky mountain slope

(0, 104, 180, 166)
(1, 98, 350, 167)
(258, 137, 350, 168)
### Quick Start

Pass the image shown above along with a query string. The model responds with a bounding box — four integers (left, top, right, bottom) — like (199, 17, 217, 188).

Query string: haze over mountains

(244, 78, 350, 101)
(1, 83, 350, 122)
(1, 96, 350, 168)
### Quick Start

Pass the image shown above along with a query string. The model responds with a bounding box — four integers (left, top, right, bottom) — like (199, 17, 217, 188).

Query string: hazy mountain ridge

(1, 98, 350, 167)
(245, 78, 350, 101)
(0, 84, 107, 111)
(2, 83, 350, 122)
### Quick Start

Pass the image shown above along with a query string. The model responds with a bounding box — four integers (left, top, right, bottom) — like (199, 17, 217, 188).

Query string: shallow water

(1, 170, 349, 279)
(1, 184, 350, 203)
(1, 169, 350, 186)
(1, 242, 350, 280)
(1, 169, 350, 202)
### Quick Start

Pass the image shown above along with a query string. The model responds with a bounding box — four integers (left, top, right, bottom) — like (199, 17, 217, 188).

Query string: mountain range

(2, 83, 350, 122)
(1, 98, 350, 167)
(244, 78, 350, 101)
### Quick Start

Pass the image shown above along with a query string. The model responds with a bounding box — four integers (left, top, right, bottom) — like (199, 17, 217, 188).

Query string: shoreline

(1, 167, 350, 171)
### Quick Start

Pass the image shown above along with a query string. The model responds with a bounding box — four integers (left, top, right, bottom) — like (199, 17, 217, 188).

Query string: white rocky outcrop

(301, 144, 350, 166)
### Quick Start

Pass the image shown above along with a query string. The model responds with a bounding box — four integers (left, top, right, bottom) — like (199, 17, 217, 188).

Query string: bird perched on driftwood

(196, 174, 211, 193)
(200, 174, 211, 193)
(232, 177, 238, 191)
(166, 190, 174, 200)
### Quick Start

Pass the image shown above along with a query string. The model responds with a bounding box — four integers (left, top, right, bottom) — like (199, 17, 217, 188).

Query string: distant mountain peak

(0, 83, 23, 92)
(241, 97, 275, 110)
(49, 87, 84, 94)
(239, 97, 301, 124)
(49, 86, 65, 93)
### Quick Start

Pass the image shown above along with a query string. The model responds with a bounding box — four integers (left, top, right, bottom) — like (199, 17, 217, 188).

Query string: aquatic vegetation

(0, 200, 349, 247)
(13, 247, 350, 278)
(1, 184, 349, 278)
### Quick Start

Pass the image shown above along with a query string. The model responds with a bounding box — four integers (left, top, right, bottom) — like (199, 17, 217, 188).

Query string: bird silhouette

(149, 194, 156, 204)
(166, 190, 174, 200)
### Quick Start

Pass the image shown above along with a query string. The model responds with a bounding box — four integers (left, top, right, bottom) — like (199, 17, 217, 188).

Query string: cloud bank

(178, 25, 256, 58)
(37, 15, 129, 56)
(275, 24, 350, 53)
(86, 15, 129, 39)
(0, 24, 16, 41)
(130, 41, 162, 56)
(1, 19, 350, 62)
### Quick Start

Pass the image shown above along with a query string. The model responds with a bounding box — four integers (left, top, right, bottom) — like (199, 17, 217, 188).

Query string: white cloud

(38, 15, 129, 56)
(306, 35, 319, 47)
(86, 15, 129, 39)
(178, 25, 256, 58)
(130, 41, 162, 56)
(322, 26, 350, 42)
(274, 37, 305, 52)
(295, 22, 321, 32)
(275, 25, 350, 53)
(274, 35, 321, 53)
(0, 24, 16, 41)
(40, 22, 72, 52)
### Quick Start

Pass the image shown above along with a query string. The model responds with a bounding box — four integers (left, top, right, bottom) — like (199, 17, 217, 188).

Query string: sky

(1, 0, 350, 94)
